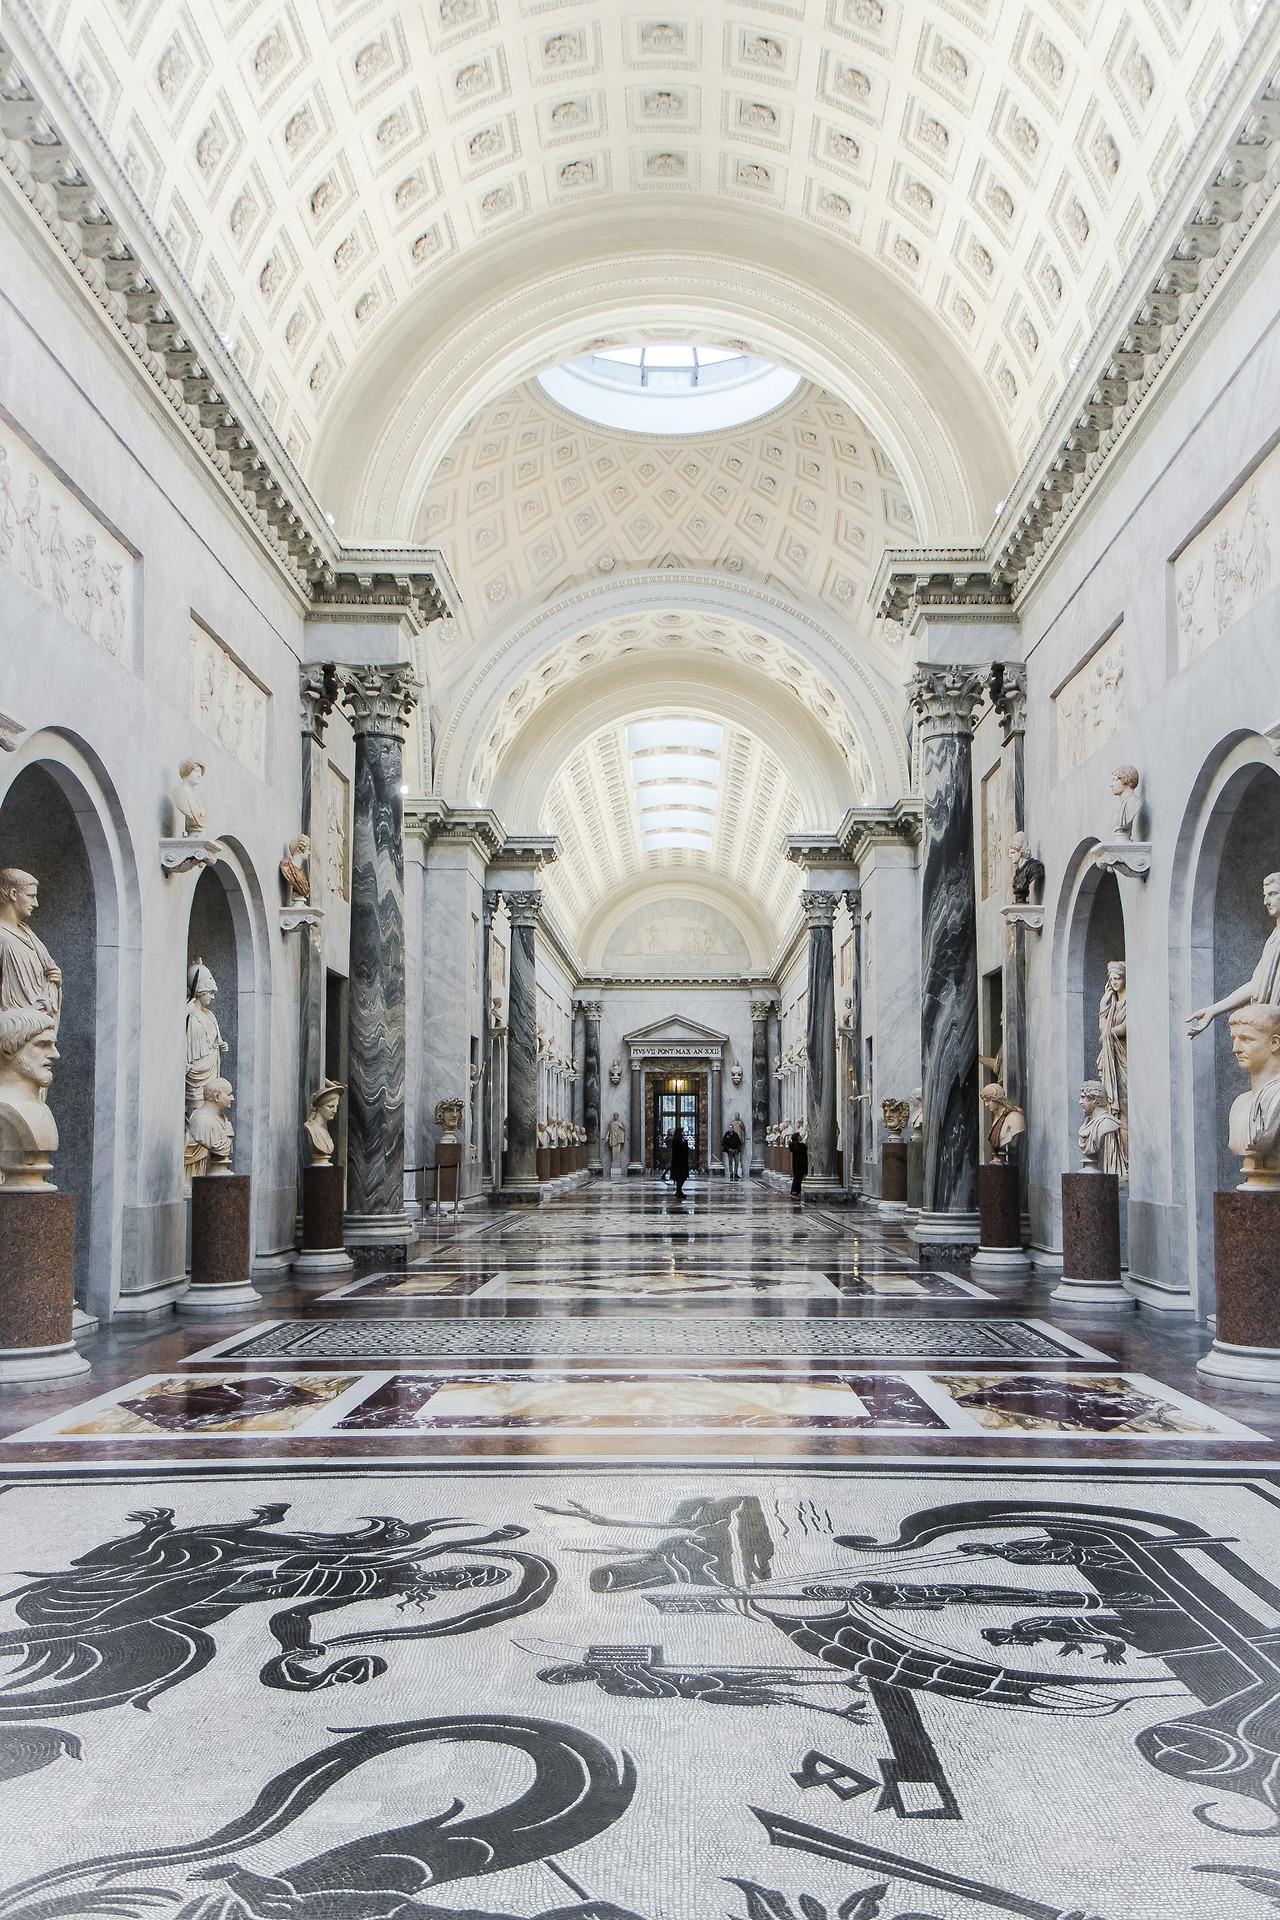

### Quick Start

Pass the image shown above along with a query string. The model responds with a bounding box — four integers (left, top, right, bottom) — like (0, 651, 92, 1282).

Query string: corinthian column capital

(342, 664, 421, 739)
(800, 889, 839, 928)
(504, 890, 543, 927)
(907, 663, 986, 738)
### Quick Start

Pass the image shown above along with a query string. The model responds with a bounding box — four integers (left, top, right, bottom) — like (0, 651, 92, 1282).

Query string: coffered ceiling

(31, 0, 1250, 491)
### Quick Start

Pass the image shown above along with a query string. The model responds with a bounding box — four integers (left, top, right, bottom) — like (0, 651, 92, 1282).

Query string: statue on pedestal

(980, 1082, 1025, 1163)
(1008, 832, 1045, 905)
(0, 868, 62, 1025)
(304, 1079, 345, 1167)
(1110, 766, 1142, 840)
(184, 1077, 234, 1179)
(1096, 960, 1128, 1179)
(1227, 1004, 1280, 1190)
(1078, 1081, 1122, 1172)
(170, 759, 209, 837)
(881, 1097, 910, 1142)
(185, 961, 228, 1117)
(608, 1057, 622, 1086)
(0, 1007, 59, 1190)
(280, 835, 311, 906)
(1188, 871, 1280, 1036)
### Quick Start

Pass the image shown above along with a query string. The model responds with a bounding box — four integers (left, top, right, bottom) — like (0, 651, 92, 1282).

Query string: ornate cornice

(0, 12, 454, 619)
(874, 552, 1015, 624)
(309, 555, 452, 632)
(342, 664, 420, 740)
(988, 661, 1027, 746)
(405, 798, 505, 859)
(907, 664, 986, 738)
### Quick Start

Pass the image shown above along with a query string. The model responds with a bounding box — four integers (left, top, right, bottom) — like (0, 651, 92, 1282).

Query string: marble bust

(435, 1095, 465, 1138)
(185, 961, 228, 1117)
(608, 1057, 622, 1086)
(1008, 833, 1045, 905)
(184, 1077, 234, 1178)
(980, 1082, 1025, 1162)
(0, 868, 62, 1024)
(730, 1063, 743, 1087)
(1078, 1080, 1122, 1173)
(1188, 871, 1280, 1036)
(0, 1007, 60, 1190)
(304, 1079, 345, 1167)
(171, 759, 208, 837)
(280, 835, 311, 905)
(1109, 765, 1141, 840)
(881, 1096, 910, 1140)
(1227, 1003, 1280, 1190)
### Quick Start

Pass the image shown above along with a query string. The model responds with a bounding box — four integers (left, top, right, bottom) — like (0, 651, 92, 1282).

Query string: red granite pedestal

(293, 1164, 354, 1284)
(0, 1190, 90, 1386)
(436, 1140, 461, 1211)
(180, 1174, 262, 1314)
(971, 1163, 1030, 1275)
(1198, 1189, 1280, 1391)
(1053, 1171, 1132, 1309)
(878, 1140, 908, 1213)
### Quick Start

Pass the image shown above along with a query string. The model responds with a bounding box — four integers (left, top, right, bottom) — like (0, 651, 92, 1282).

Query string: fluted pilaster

(802, 889, 840, 1186)
(503, 890, 542, 1194)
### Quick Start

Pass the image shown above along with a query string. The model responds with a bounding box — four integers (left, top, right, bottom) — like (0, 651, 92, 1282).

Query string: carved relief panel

(189, 619, 270, 778)
(324, 760, 350, 901)
(0, 431, 136, 660)
(1175, 452, 1276, 667)
(1054, 623, 1126, 773)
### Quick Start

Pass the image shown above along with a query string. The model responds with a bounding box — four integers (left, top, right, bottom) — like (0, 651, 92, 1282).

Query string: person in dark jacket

(788, 1128, 808, 1199)
(669, 1125, 691, 1197)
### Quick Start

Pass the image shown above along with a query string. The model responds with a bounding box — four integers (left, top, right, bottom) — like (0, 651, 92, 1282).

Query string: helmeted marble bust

(305, 1079, 345, 1167)
(1227, 1003, 1280, 1190)
(185, 961, 228, 1117)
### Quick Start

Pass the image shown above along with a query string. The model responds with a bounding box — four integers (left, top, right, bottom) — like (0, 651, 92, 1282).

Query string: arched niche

(1181, 756, 1280, 1315)
(184, 847, 267, 1244)
(0, 749, 133, 1323)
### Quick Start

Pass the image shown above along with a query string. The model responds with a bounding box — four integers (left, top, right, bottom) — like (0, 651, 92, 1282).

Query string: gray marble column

(628, 1059, 643, 1174)
(908, 665, 984, 1247)
(750, 998, 770, 1173)
(767, 1007, 781, 1126)
(847, 890, 864, 1193)
(342, 665, 418, 1246)
(990, 664, 1029, 1187)
(709, 1063, 723, 1174)
(802, 890, 840, 1187)
(481, 890, 498, 1191)
(580, 999, 602, 1173)
(297, 665, 337, 1152)
(502, 891, 541, 1197)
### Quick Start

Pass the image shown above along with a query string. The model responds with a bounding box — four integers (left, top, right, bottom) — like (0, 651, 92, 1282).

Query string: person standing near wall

(670, 1124, 690, 1199)
(789, 1127, 808, 1200)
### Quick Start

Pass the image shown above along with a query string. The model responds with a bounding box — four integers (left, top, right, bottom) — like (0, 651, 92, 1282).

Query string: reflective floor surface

(2, 1178, 1279, 1918)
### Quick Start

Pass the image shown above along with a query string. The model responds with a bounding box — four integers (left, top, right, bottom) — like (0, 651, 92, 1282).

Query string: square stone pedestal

(971, 1162, 1031, 1276)
(0, 1190, 91, 1386)
(180, 1174, 262, 1313)
(1198, 1189, 1280, 1392)
(1053, 1171, 1131, 1309)
(878, 1140, 908, 1216)
(293, 1164, 354, 1284)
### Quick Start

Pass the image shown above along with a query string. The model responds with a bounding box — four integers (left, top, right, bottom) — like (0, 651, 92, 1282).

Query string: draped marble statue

(1097, 961, 1128, 1180)
(1227, 1003, 1280, 1190)
(0, 868, 62, 1025)
(185, 960, 229, 1118)
(1188, 870, 1280, 1035)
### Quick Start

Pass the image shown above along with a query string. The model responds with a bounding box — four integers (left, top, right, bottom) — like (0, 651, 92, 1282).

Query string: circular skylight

(538, 343, 802, 435)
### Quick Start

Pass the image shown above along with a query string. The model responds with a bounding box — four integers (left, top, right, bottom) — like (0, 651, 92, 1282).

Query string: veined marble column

(909, 664, 984, 1250)
(628, 1058, 643, 1174)
(502, 891, 541, 1197)
(709, 1062, 723, 1175)
(803, 890, 840, 1187)
(481, 890, 497, 1191)
(847, 890, 864, 1194)
(750, 999, 770, 1173)
(580, 1000, 602, 1173)
(767, 1007, 781, 1126)
(342, 665, 418, 1246)
(297, 666, 337, 1148)
(990, 664, 1029, 1200)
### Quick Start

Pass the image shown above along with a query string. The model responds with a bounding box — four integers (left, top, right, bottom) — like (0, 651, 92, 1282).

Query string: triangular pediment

(623, 1014, 729, 1052)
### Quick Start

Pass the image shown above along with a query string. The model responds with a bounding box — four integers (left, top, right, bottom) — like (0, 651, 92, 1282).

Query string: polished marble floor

(3, 1177, 1280, 1918)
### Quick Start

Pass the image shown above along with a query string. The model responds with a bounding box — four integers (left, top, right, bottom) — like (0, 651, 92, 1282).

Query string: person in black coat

(669, 1125, 691, 1197)
(788, 1128, 808, 1199)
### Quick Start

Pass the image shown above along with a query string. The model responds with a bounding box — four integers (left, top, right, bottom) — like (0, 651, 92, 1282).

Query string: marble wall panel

(190, 619, 270, 781)
(1175, 439, 1278, 667)
(324, 759, 350, 901)
(1053, 622, 1126, 774)
(0, 426, 136, 662)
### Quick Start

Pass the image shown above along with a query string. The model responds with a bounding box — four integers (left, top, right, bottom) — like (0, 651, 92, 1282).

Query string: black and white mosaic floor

(3, 1180, 1280, 1918)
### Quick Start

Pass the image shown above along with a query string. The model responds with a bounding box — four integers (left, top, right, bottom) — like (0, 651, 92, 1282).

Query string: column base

(970, 1246, 1033, 1276)
(178, 1281, 265, 1315)
(251, 1250, 295, 1283)
(344, 1210, 414, 1246)
(1197, 1338, 1280, 1392)
(291, 1248, 356, 1284)
(1125, 1274, 1194, 1313)
(0, 1340, 91, 1387)
(877, 1199, 910, 1219)
(113, 1279, 189, 1324)
(72, 1305, 99, 1339)
(910, 1210, 980, 1259)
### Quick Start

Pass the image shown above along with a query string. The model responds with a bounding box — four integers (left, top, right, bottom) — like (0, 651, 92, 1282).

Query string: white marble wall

(0, 187, 321, 1317)
(857, 842, 922, 1194)
(408, 832, 486, 1204)
(595, 986, 756, 1162)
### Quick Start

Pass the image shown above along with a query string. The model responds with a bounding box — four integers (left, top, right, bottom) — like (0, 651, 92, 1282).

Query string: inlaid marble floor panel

(11, 1367, 1262, 1441)
(3, 1460, 1279, 1920)
(183, 1315, 1113, 1365)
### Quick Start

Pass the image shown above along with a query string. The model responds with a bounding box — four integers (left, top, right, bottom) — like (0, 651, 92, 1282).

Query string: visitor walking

(788, 1127, 807, 1200)
(722, 1122, 744, 1180)
(670, 1124, 691, 1198)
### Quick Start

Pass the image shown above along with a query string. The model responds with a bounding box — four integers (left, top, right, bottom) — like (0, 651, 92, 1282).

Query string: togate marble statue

(1097, 961, 1128, 1181)
(1227, 1003, 1280, 1190)
(185, 961, 229, 1118)
(1188, 870, 1280, 1036)
(170, 759, 209, 837)
(184, 1077, 234, 1179)
(1078, 1081, 1123, 1173)
(0, 868, 62, 1025)
(305, 1079, 345, 1167)
(0, 1006, 59, 1190)
(980, 1082, 1025, 1163)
